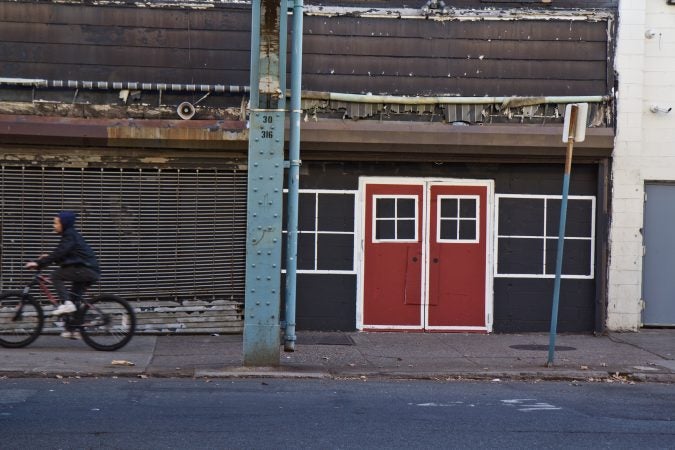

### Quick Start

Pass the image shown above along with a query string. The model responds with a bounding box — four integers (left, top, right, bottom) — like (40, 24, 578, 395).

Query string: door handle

(433, 258, 439, 263)
(412, 256, 418, 262)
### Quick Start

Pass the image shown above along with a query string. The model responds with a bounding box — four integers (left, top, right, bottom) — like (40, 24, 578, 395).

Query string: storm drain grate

(510, 344, 577, 351)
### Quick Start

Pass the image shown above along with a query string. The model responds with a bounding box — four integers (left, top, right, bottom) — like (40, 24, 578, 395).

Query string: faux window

(283, 190, 357, 274)
(495, 194, 595, 279)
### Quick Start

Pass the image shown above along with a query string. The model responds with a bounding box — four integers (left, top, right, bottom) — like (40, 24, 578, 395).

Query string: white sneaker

(52, 301, 77, 316)
(60, 330, 81, 340)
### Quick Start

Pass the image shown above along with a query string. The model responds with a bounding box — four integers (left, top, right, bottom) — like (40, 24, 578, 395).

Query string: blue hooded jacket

(37, 211, 100, 273)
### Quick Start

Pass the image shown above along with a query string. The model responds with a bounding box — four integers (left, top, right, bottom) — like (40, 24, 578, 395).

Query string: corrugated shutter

(0, 166, 247, 333)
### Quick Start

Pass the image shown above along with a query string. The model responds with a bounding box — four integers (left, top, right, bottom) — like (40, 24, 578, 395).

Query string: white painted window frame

(436, 194, 480, 244)
(282, 189, 358, 275)
(371, 194, 419, 244)
(494, 193, 596, 279)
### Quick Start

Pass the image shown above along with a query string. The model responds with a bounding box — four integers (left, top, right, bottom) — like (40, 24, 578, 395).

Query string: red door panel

(363, 184, 423, 328)
(427, 184, 487, 328)
(362, 180, 489, 331)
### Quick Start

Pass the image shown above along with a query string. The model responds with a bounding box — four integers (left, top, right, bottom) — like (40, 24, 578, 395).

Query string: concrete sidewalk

(0, 330, 673, 383)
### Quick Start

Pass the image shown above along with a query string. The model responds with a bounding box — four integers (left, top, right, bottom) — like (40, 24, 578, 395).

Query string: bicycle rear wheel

(79, 294, 136, 351)
(0, 292, 44, 348)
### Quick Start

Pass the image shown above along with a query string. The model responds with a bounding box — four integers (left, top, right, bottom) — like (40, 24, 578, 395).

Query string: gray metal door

(643, 184, 675, 326)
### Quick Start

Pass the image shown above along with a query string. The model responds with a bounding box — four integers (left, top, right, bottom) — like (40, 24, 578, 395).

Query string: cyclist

(25, 211, 100, 338)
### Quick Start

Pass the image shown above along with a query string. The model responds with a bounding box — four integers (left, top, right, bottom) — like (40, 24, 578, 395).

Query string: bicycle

(0, 269, 136, 351)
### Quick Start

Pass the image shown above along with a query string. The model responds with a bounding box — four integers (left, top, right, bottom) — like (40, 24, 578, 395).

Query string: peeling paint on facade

(303, 6, 613, 22)
(107, 124, 248, 142)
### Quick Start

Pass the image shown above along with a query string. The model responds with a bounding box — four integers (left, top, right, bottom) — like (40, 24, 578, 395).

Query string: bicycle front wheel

(79, 294, 136, 351)
(0, 292, 44, 348)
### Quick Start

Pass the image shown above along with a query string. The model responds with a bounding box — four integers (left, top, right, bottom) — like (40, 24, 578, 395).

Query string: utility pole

(243, 0, 286, 366)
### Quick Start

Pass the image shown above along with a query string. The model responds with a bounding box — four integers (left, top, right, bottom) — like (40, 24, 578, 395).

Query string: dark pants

(51, 266, 100, 305)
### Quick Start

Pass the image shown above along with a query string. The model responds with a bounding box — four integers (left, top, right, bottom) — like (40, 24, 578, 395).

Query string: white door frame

(356, 176, 494, 332)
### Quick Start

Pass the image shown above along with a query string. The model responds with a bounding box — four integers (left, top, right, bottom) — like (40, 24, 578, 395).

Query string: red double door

(362, 180, 492, 332)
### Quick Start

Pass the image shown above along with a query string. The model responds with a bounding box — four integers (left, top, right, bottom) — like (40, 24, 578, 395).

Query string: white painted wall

(610, 0, 675, 330)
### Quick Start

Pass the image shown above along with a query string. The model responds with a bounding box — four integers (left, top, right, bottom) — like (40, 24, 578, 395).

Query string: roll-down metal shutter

(0, 166, 247, 333)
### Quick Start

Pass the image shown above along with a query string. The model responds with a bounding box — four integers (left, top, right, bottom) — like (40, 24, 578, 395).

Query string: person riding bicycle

(24, 211, 100, 335)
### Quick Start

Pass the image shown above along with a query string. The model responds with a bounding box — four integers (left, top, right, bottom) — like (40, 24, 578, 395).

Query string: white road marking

(411, 402, 464, 407)
(502, 399, 561, 412)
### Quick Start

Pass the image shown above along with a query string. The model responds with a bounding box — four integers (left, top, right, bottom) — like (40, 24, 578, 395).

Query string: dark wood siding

(0, 1, 614, 98)
(0, 3, 251, 86)
(303, 16, 612, 96)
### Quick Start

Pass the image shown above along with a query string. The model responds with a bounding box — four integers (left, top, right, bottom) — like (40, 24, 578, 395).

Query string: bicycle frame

(34, 273, 59, 306)
(26, 271, 109, 327)
(29, 271, 87, 307)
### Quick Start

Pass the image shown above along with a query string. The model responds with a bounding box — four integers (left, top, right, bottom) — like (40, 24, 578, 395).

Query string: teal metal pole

(284, 0, 303, 352)
(243, 0, 286, 366)
(547, 172, 570, 366)
(547, 105, 578, 367)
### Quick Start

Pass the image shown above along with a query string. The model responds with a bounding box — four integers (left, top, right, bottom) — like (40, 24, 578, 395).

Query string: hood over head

(57, 211, 77, 231)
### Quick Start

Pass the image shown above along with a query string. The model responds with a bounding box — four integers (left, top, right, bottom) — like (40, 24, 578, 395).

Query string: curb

(196, 369, 330, 379)
(2, 368, 673, 383)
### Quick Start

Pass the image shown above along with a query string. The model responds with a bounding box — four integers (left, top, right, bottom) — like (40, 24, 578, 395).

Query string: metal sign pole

(547, 104, 579, 367)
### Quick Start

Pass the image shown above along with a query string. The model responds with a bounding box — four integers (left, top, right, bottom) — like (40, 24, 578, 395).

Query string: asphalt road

(1, 378, 673, 449)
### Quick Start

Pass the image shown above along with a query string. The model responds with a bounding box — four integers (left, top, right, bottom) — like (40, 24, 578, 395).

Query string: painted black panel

(498, 237, 543, 274)
(301, 162, 598, 195)
(494, 278, 595, 332)
(317, 194, 355, 232)
(282, 274, 357, 331)
(298, 193, 317, 231)
(546, 199, 594, 238)
(498, 197, 544, 236)
(545, 238, 592, 276)
(297, 233, 316, 270)
(317, 234, 354, 271)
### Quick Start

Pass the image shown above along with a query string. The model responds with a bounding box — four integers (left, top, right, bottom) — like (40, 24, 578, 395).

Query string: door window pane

(397, 198, 416, 218)
(459, 219, 477, 240)
(373, 195, 418, 242)
(375, 198, 395, 218)
(440, 219, 458, 240)
(375, 219, 395, 240)
(397, 219, 416, 240)
(438, 196, 479, 242)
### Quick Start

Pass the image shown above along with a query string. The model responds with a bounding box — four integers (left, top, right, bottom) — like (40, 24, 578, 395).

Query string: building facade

(0, 0, 618, 333)
(609, 0, 675, 330)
